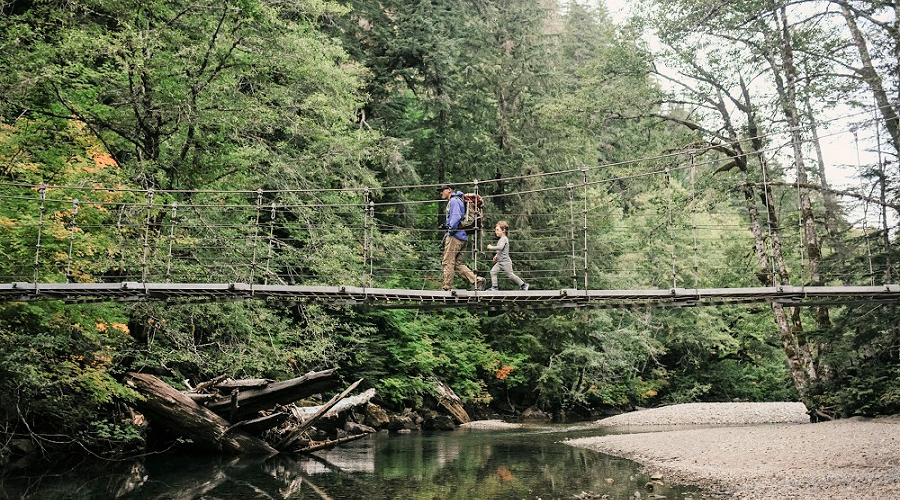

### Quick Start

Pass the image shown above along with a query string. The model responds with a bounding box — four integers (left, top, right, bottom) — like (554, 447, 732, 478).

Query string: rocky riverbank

(566, 403, 900, 499)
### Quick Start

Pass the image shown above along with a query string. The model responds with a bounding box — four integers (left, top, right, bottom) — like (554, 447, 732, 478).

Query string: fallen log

(205, 369, 340, 420)
(292, 387, 376, 421)
(125, 372, 276, 455)
(277, 379, 362, 451)
(216, 378, 273, 390)
(294, 433, 370, 453)
(225, 412, 290, 435)
(435, 381, 470, 424)
(191, 374, 228, 393)
(184, 393, 217, 403)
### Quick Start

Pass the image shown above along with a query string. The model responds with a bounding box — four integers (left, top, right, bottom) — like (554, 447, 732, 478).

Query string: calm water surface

(3, 424, 704, 499)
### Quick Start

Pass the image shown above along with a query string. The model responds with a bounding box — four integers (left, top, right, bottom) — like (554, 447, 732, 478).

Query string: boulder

(521, 407, 551, 421)
(386, 413, 418, 431)
(9, 438, 35, 455)
(344, 421, 376, 435)
(424, 414, 456, 430)
(364, 403, 390, 428)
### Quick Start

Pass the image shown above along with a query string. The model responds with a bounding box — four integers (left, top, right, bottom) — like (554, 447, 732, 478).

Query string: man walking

(439, 184, 484, 291)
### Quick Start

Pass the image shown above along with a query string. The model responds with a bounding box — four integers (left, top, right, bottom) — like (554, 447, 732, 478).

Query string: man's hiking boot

(520, 283, 529, 291)
(474, 277, 486, 291)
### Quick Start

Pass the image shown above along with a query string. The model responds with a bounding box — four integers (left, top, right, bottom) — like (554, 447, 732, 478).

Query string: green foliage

(0, 301, 141, 455)
(82, 418, 145, 451)
(129, 301, 361, 382)
(481, 309, 668, 410)
(344, 309, 496, 407)
(807, 305, 900, 417)
(1, 0, 378, 191)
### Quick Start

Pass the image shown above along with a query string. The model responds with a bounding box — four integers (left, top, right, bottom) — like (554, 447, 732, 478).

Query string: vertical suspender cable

(165, 202, 178, 282)
(65, 198, 79, 282)
(582, 167, 589, 290)
(567, 183, 577, 289)
(473, 180, 479, 276)
(862, 196, 875, 285)
(265, 202, 276, 285)
(368, 197, 375, 286)
(33, 183, 47, 284)
(856, 131, 876, 284)
(666, 166, 676, 288)
(760, 144, 777, 286)
(690, 153, 699, 289)
(250, 190, 263, 287)
(362, 188, 370, 287)
(873, 98, 891, 282)
(796, 164, 805, 285)
(141, 189, 154, 283)
(115, 202, 127, 276)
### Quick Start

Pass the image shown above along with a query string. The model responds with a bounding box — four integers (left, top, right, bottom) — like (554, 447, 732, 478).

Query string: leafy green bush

(0, 302, 142, 457)
(808, 305, 900, 417)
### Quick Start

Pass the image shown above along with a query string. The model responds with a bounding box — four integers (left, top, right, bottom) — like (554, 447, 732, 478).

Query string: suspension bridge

(1, 120, 895, 309)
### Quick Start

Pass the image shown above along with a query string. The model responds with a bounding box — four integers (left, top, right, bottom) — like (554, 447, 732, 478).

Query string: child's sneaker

(520, 283, 529, 291)
(485, 286, 499, 291)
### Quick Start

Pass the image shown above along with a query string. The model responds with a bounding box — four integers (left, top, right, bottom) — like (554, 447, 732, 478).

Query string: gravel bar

(567, 403, 900, 499)
(594, 402, 809, 426)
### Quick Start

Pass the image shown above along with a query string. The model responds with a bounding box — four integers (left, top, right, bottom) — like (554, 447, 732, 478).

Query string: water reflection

(2, 425, 703, 499)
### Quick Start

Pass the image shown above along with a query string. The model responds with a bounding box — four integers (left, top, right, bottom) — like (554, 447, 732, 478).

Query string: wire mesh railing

(0, 135, 893, 297)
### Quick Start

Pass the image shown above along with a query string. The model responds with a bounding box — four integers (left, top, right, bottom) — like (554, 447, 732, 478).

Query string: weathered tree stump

(435, 381, 471, 424)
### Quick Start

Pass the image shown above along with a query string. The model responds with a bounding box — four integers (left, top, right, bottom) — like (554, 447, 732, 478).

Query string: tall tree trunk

(757, 5, 835, 406)
(770, 7, 822, 289)
(766, 6, 830, 333)
(803, 93, 849, 283)
(836, 2, 900, 157)
(720, 82, 815, 397)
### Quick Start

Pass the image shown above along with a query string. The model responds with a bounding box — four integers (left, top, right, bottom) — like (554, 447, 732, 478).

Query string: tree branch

(757, 181, 900, 210)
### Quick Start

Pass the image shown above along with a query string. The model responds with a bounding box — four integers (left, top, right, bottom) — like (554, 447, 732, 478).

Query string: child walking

(486, 221, 528, 291)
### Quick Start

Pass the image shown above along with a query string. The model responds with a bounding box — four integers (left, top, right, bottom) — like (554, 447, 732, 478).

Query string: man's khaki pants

(441, 236, 476, 290)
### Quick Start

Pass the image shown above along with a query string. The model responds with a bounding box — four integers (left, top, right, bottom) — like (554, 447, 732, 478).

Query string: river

(2, 424, 704, 499)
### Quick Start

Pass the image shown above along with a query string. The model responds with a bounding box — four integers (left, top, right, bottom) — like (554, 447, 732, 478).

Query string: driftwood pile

(125, 369, 377, 455)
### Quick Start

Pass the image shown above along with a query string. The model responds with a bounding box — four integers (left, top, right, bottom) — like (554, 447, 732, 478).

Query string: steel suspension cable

(690, 153, 699, 288)
(166, 202, 178, 282)
(582, 167, 589, 290)
(32, 184, 47, 285)
(2, 101, 891, 199)
(65, 198, 79, 282)
(567, 183, 577, 289)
